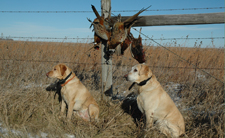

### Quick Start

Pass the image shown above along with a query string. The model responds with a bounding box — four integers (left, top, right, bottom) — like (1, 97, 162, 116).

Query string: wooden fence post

(101, 0, 112, 101)
(110, 12, 224, 27)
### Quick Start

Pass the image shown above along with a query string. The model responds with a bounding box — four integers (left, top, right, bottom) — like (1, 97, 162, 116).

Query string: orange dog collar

(61, 75, 75, 87)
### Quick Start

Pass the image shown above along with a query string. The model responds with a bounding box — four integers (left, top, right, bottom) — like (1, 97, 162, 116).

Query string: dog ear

(59, 64, 67, 77)
(139, 64, 150, 76)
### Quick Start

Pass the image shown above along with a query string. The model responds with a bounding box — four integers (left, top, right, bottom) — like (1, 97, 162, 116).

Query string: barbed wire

(0, 37, 91, 40)
(0, 7, 224, 13)
(1, 36, 224, 40)
(143, 37, 224, 41)
(0, 58, 224, 70)
(113, 7, 225, 12)
(0, 11, 92, 13)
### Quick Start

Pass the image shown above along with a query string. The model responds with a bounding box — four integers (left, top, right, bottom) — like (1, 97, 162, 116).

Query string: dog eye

(54, 68, 56, 71)
(134, 69, 137, 72)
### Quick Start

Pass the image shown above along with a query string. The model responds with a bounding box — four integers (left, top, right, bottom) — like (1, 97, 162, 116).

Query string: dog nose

(46, 72, 49, 77)
(124, 74, 128, 78)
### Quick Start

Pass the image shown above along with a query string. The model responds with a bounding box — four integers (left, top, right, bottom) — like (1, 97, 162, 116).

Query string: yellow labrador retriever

(46, 63, 99, 122)
(124, 64, 185, 137)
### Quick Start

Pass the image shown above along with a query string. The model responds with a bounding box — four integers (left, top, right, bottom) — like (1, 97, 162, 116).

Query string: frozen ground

(0, 122, 75, 138)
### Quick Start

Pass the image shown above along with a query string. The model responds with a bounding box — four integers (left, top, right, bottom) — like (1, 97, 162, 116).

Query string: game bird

(109, 6, 151, 54)
(115, 32, 132, 56)
(89, 5, 111, 41)
(130, 28, 145, 63)
(87, 5, 112, 51)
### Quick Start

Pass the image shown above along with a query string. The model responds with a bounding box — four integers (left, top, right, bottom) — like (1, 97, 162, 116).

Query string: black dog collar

(128, 76, 152, 90)
(58, 72, 72, 85)
(137, 76, 152, 86)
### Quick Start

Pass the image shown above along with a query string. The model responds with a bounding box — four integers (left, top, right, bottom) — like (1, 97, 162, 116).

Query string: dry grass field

(0, 40, 224, 138)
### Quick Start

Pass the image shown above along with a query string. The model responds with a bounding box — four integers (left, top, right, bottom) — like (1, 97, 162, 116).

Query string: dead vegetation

(0, 40, 224, 137)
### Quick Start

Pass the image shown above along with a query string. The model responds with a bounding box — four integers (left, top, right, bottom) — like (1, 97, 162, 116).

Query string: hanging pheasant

(109, 6, 151, 55)
(130, 28, 145, 63)
(115, 32, 132, 55)
(89, 5, 111, 40)
(87, 5, 112, 51)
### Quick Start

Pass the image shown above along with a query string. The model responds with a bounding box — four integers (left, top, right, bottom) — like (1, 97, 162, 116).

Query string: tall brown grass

(0, 40, 224, 137)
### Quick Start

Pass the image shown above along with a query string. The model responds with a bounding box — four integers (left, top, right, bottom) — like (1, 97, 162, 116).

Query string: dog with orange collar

(46, 63, 99, 122)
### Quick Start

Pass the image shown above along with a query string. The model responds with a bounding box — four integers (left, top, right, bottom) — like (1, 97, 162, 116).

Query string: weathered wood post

(101, 0, 112, 101)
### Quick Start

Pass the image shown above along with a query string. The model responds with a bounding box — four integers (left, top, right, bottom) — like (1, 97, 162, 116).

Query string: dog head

(46, 63, 71, 80)
(125, 64, 152, 84)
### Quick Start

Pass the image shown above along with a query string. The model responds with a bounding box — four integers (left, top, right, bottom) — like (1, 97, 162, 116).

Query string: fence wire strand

(1, 36, 224, 40)
(0, 7, 224, 13)
(0, 58, 224, 70)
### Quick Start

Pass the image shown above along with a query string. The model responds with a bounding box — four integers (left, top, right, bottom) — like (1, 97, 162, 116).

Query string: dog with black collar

(124, 64, 185, 137)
